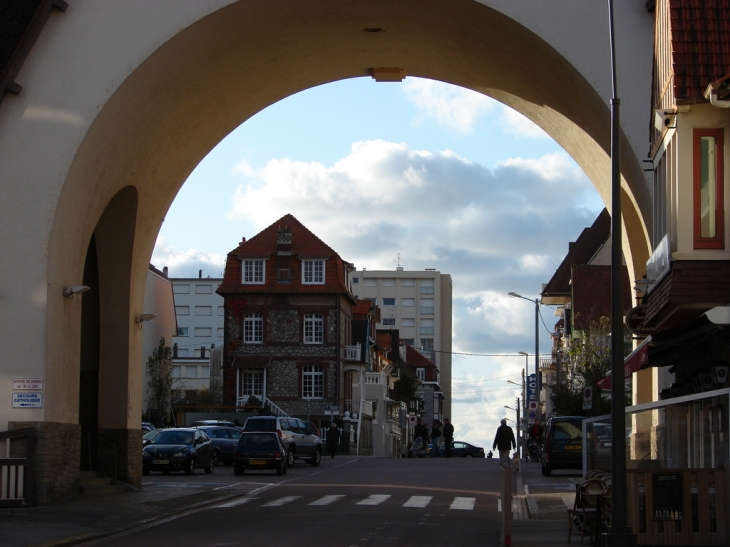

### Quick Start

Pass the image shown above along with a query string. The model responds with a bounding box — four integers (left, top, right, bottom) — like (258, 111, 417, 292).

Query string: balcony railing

(365, 372, 387, 384)
(345, 343, 361, 361)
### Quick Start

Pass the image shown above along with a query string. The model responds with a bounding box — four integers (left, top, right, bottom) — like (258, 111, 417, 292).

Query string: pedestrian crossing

(213, 493, 482, 511)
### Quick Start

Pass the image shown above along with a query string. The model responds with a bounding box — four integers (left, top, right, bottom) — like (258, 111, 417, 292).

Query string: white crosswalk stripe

(309, 495, 346, 506)
(214, 497, 256, 508)
(403, 495, 432, 508)
(262, 496, 302, 507)
(451, 497, 477, 510)
(356, 494, 391, 506)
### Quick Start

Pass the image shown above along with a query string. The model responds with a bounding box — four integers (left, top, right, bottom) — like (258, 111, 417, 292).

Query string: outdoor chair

(567, 479, 603, 544)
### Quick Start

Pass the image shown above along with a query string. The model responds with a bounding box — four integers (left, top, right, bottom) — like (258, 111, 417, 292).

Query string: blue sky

(153, 76, 604, 449)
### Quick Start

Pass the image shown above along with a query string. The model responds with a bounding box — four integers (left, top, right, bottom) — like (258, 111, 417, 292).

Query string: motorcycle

(526, 439, 541, 463)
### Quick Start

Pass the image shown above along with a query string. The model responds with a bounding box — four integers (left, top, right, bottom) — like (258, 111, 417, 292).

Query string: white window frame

(243, 313, 264, 344)
(242, 259, 266, 284)
(303, 314, 324, 344)
(302, 259, 325, 284)
(302, 365, 324, 399)
(238, 369, 264, 399)
(416, 368, 426, 381)
(382, 318, 396, 326)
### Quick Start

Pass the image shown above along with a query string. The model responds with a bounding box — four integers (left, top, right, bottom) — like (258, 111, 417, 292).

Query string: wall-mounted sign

(12, 378, 44, 390)
(527, 373, 537, 402)
(625, 306, 656, 336)
(12, 392, 43, 408)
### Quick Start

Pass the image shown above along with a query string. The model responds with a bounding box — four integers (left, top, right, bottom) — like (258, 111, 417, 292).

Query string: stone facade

(10, 421, 80, 505)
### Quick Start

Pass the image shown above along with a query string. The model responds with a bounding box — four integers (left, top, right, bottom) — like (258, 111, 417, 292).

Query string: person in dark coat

(326, 422, 340, 458)
(442, 418, 454, 457)
(492, 418, 516, 466)
(413, 418, 429, 457)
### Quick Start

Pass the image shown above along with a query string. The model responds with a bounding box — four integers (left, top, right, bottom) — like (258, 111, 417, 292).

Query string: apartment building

(349, 269, 453, 419)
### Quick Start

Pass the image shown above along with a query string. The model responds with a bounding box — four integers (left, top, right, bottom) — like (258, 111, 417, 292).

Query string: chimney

(199, 269, 202, 279)
(162, 266, 168, 277)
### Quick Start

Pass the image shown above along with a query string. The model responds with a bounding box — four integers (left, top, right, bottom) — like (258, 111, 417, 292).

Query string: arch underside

(47, 0, 652, 425)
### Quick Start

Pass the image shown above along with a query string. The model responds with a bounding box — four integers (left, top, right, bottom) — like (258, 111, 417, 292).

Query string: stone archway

(1, 0, 654, 499)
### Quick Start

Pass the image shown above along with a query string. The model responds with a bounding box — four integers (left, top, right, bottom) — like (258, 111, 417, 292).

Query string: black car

(142, 428, 162, 446)
(242, 416, 322, 467)
(439, 440, 486, 458)
(194, 425, 242, 466)
(541, 416, 587, 476)
(234, 432, 287, 476)
(143, 428, 215, 475)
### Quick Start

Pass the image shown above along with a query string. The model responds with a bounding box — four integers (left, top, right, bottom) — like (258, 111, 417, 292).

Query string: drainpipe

(336, 293, 341, 414)
(705, 81, 730, 108)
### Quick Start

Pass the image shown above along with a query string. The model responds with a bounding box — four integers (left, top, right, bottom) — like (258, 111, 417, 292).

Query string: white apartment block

(349, 269, 453, 419)
(170, 274, 224, 400)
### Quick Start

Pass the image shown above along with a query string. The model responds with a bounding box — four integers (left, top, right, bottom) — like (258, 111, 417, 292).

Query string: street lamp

(509, 292, 540, 416)
(504, 403, 520, 447)
(507, 381, 524, 456)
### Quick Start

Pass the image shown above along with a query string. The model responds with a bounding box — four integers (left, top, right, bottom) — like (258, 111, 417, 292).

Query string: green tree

(146, 337, 173, 426)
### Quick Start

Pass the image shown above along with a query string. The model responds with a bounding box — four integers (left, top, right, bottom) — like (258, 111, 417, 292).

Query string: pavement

(0, 459, 580, 547)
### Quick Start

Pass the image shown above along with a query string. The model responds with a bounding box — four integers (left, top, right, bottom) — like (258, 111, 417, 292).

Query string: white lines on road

(262, 495, 302, 507)
(451, 497, 477, 510)
(215, 497, 257, 508)
(309, 495, 346, 506)
(356, 494, 391, 506)
(403, 496, 433, 508)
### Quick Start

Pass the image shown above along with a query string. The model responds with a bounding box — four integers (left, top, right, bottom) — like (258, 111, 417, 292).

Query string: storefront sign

(625, 306, 657, 336)
(527, 373, 537, 402)
(12, 392, 43, 408)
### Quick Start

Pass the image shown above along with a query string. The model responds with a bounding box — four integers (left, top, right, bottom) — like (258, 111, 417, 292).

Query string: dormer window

(302, 259, 325, 284)
(242, 259, 265, 284)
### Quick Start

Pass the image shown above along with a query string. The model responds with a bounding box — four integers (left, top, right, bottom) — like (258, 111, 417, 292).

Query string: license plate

(250, 459, 267, 465)
(565, 445, 581, 450)
(153, 459, 169, 465)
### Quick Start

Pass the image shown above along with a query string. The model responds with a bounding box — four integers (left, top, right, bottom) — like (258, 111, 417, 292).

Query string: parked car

(541, 416, 587, 476)
(191, 419, 241, 430)
(141, 422, 155, 431)
(142, 428, 162, 446)
(242, 416, 322, 467)
(234, 432, 288, 476)
(193, 425, 242, 466)
(143, 428, 215, 475)
(439, 440, 486, 458)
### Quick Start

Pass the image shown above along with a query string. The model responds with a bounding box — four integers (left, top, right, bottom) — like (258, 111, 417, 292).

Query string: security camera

(654, 110, 676, 132)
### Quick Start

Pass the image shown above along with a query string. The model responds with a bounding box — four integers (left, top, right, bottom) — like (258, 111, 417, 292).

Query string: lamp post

(518, 351, 529, 423)
(509, 293, 540, 417)
(507, 380, 525, 456)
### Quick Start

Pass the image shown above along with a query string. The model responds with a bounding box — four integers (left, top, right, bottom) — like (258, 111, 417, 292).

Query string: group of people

(412, 417, 454, 457)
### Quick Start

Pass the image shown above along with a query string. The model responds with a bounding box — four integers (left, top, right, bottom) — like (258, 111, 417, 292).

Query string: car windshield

(553, 421, 583, 441)
(239, 434, 279, 451)
(143, 429, 160, 441)
(152, 431, 193, 445)
(243, 418, 276, 432)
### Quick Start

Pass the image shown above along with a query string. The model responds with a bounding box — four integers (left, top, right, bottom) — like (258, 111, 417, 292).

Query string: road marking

(215, 497, 257, 508)
(356, 494, 391, 506)
(309, 495, 346, 506)
(451, 497, 476, 510)
(403, 496, 432, 508)
(262, 496, 302, 507)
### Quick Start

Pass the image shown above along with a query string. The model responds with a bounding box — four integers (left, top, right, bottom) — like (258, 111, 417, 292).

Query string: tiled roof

(670, 0, 730, 101)
(541, 209, 611, 299)
(217, 214, 352, 296)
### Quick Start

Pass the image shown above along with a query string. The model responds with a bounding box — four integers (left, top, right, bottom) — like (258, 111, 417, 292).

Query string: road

(87, 456, 505, 546)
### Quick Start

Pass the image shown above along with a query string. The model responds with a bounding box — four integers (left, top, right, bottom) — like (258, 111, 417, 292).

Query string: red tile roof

(217, 214, 353, 296)
(670, 0, 730, 101)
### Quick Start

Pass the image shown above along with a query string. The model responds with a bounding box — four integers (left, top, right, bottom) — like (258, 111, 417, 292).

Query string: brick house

(217, 214, 358, 422)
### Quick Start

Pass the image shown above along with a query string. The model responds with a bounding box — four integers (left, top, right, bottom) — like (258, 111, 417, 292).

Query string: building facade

(349, 269, 453, 419)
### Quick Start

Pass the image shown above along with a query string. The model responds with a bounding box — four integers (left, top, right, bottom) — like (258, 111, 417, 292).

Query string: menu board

(652, 473, 684, 520)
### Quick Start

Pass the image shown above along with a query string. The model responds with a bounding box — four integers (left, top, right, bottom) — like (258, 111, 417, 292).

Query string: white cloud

(152, 237, 226, 278)
(499, 106, 550, 139)
(402, 78, 496, 133)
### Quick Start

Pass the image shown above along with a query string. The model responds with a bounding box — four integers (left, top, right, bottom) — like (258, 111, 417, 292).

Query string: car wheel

(276, 461, 284, 476)
(286, 447, 295, 468)
(465, 454, 473, 458)
(211, 450, 220, 467)
(204, 458, 214, 474)
(310, 448, 322, 467)
(184, 458, 195, 475)
(234, 464, 244, 476)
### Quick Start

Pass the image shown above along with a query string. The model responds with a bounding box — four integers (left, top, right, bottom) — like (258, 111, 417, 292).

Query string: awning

(596, 337, 651, 390)
(231, 355, 272, 368)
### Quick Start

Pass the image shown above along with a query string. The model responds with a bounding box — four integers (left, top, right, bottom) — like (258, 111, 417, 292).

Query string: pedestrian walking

(413, 418, 429, 457)
(442, 418, 454, 458)
(326, 422, 340, 459)
(492, 418, 516, 467)
(430, 420, 442, 457)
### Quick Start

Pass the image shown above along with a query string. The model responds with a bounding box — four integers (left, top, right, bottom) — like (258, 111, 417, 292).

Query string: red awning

(595, 337, 651, 390)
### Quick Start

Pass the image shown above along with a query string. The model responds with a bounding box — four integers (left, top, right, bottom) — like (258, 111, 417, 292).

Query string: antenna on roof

(395, 253, 405, 271)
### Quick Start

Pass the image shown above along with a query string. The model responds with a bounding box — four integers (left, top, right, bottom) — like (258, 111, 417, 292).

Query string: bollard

(501, 462, 512, 546)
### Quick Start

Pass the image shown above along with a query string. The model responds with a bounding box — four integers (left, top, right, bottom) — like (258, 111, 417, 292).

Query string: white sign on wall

(12, 378, 44, 390)
(12, 392, 43, 408)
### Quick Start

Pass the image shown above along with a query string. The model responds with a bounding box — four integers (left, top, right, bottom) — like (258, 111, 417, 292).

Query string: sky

(152, 76, 605, 451)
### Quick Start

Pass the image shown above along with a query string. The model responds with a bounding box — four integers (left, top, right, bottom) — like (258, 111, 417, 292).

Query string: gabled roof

(540, 209, 611, 303)
(670, 0, 730, 101)
(217, 214, 353, 297)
